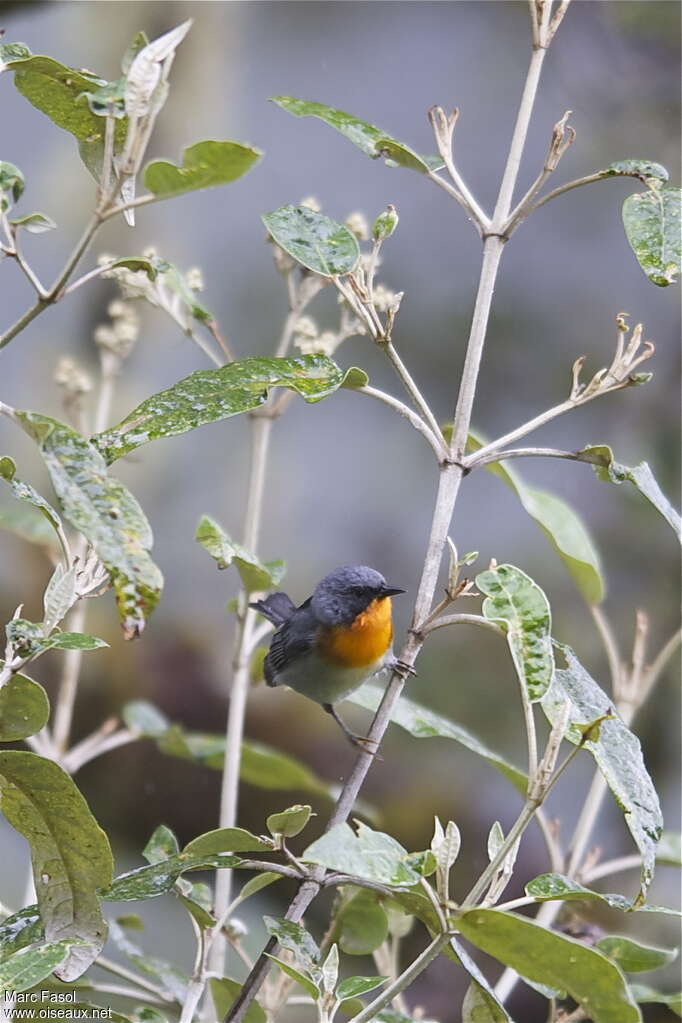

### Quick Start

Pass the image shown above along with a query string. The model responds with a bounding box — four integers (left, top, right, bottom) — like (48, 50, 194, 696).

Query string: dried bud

(373, 283, 398, 313)
(372, 204, 399, 241)
(293, 316, 318, 340)
(345, 210, 370, 240)
(271, 242, 295, 275)
(54, 357, 92, 397)
(95, 301, 140, 359)
(185, 266, 204, 291)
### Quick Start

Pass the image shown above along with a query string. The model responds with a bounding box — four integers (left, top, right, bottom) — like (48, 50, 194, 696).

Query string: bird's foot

(349, 733, 383, 760)
(392, 658, 417, 679)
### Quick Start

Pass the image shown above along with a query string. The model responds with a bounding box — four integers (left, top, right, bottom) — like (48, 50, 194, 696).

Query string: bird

(251, 565, 406, 750)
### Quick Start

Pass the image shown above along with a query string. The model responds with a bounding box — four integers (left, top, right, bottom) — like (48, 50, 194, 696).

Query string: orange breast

(319, 597, 393, 668)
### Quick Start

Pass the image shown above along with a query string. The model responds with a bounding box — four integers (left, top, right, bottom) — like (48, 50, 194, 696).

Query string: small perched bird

(251, 565, 405, 749)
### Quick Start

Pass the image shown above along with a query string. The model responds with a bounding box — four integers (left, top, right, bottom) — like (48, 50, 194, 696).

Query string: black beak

(381, 585, 405, 597)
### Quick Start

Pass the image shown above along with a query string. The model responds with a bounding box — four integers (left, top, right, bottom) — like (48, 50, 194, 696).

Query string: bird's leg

(323, 703, 382, 758)
(390, 657, 418, 678)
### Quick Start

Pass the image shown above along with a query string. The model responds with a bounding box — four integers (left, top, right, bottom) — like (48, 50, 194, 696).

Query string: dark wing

(250, 591, 296, 627)
(264, 598, 314, 687)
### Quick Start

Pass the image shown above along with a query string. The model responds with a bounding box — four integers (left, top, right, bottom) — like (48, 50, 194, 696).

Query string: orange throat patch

(319, 597, 393, 668)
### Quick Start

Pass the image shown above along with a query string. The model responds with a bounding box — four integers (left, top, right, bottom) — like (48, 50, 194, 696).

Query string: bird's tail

(250, 592, 296, 626)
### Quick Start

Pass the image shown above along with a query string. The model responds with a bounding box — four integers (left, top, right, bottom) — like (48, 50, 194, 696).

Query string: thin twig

(582, 854, 642, 884)
(469, 446, 604, 468)
(357, 384, 447, 458)
(589, 604, 622, 694)
(383, 340, 445, 445)
(349, 934, 450, 1023)
(96, 955, 173, 1002)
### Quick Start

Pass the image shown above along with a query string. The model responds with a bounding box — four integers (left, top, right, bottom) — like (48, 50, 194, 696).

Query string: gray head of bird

(311, 565, 405, 626)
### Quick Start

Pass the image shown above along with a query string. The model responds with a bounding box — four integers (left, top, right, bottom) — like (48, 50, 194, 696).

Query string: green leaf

(0, 42, 32, 64)
(125, 700, 345, 799)
(431, 818, 461, 880)
(263, 917, 319, 968)
(183, 827, 272, 855)
(0, 667, 49, 741)
(542, 645, 663, 902)
(0, 940, 87, 993)
(458, 909, 641, 1023)
(5, 619, 108, 657)
(622, 185, 681, 286)
(0, 503, 59, 549)
(242, 741, 334, 796)
(43, 564, 77, 632)
(0, 751, 113, 981)
(337, 975, 386, 1001)
(450, 936, 513, 1022)
(131, 1010, 170, 1023)
(477, 563, 554, 701)
(93, 355, 352, 463)
(109, 257, 159, 280)
(0, 460, 64, 539)
(340, 366, 370, 389)
(46, 632, 108, 651)
(210, 977, 267, 1023)
(348, 682, 527, 793)
(238, 871, 283, 902)
(629, 984, 682, 1016)
(525, 872, 681, 916)
(122, 700, 169, 736)
(303, 821, 420, 886)
(121, 30, 150, 74)
(487, 821, 505, 861)
(469, 434, 604, 603)
(271, 96, 442, 173)
(176, 881, 215, 931)
(656, 832, 682, 866)
(9, 211, 56, 234)
(196, 516, 285, 592)
(580, 444, 681, 542)
(143, 139, 261, 198)
(15, 413, 163, 638)
(0, 161, 24, 210)
(337, 889, 389, 955)
(0, 905, 43, 958)
(606, 161, 669, 183)
(266, 804, 312, 840)
(596, 936, 677, 973)
(80, 78, 126, 119)
(3, 54, 127, 177)
(264, 954, 320, 999)
(462, 980, 513, 1023)
(262, 205, 360, 277)
(100, 852, 242, 902)
(322, 943, 338, 994)
(142, 825, 179, 864)
(108, 920, 187, 1002)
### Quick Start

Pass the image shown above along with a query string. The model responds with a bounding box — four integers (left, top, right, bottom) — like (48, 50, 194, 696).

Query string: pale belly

(276, 648, 392, 705)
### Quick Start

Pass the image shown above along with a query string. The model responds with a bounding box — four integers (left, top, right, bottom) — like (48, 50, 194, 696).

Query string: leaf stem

(422, 612, 504, 637)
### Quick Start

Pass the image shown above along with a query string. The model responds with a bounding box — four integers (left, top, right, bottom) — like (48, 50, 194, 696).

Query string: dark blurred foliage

(0, 4, 679, 1020)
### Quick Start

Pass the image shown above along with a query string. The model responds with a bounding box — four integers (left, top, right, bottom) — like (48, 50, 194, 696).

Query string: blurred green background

(0, 2, 679, 1020)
